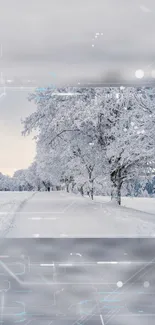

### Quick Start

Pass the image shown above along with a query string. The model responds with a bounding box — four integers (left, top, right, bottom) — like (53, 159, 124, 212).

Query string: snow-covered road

(3, 191, 155, 238)
(0, 191, 35, 237)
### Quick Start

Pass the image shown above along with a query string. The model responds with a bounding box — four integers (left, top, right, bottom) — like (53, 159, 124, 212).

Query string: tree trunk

(42, 181, 48, 191)
(71, 182, 76, 192)
(90, 188, 94, 200)
(111, 182, 121, 205)
(89, 181, 94, 200)
(88, 170, 94, 200)
(81, 186, 84, 196)
(110, 169, 122, 205)
(66, 183, 69, 193)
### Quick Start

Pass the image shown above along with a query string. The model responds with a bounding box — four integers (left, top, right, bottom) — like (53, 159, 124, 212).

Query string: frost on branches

(22, 86, 155, 205)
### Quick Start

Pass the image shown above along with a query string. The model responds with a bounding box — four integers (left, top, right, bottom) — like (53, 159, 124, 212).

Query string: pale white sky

(0, 90, 36, 176)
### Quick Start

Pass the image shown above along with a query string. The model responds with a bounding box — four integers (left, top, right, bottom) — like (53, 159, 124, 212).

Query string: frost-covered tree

(13, 169, 34, 191)
(88, 87, 155, 204)
(0, 173, 14, 191)
(36, 138, 75, 192)
(66, 132, 104, 199)
(22, 86, 155, 204)
(26, 162, 43, 191)
(22, 87, 103, 197)
(36, 146, 62, 191)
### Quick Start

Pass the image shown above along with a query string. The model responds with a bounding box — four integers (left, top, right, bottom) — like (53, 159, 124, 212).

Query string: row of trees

(0, 86, 155, 204)
(0, 165, 154, 198)
(0, 163, 61, 192)
(19, 86, 155, 205)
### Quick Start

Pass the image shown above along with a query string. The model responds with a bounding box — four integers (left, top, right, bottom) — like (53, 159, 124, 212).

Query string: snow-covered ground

(0, 191, 154, 237)
(0, 191, 35, 236)
(94, 195, 155, 215)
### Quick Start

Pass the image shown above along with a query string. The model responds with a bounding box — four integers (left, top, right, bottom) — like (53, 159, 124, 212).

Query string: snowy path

(0, 191, 35, 237)
(4, 191, 155, 238)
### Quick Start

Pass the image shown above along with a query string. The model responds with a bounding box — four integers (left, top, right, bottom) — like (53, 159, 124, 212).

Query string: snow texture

(0, 191, 36, 236)
(1, 191, 155, 238)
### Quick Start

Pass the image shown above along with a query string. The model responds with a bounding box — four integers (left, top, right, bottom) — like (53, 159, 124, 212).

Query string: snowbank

(0, 191, 36, 236)
(93, 195, 155, 215)
(91, 195, 155, 236)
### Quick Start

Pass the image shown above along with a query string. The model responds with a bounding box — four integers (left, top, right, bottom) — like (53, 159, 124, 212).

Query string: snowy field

(94, 196, 155, 215)
(0, 191, 35, 236)
(0, 191, 154, 237)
